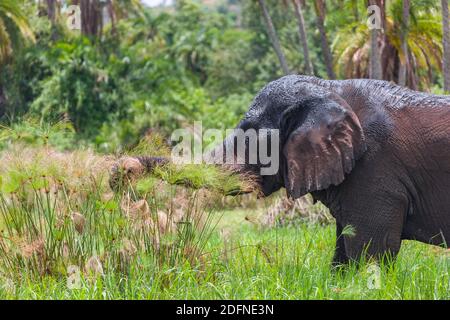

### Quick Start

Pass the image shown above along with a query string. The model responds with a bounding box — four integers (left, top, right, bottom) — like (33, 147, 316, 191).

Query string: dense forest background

(0, 0, 449, 152)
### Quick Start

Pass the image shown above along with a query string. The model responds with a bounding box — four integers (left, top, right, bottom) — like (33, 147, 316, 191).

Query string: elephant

(111, 75, 450, 266)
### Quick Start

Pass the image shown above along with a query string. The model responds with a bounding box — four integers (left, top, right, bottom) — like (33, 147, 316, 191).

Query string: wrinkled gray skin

(113, 75, 450, 267)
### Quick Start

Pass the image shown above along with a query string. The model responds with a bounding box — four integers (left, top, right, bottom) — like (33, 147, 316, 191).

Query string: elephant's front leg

(333, 190, 409, 264)
(340, 205, 405, 264)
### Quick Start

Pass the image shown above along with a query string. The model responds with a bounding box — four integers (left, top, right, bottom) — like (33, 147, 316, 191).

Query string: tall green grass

(0, 219, 449, 299)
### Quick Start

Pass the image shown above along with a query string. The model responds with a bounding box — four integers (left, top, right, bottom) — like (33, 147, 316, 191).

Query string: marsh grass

(0, 144, 221, 289)
(0, 118, 75, 150)
(0, 219, 449, 299)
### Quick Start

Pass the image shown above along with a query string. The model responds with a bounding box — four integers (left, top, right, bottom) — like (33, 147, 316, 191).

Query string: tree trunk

(107, 0, 117, 35)
(314, 0, 336, 79)
(369, 30, 383, 79)
(352, 0, 359, 22)
(442, 0, 450, 92)
(368, 0, 384, 80)
(79, 0, 103, 37)
(398, 0, 410, 86)
(46, 0, 56, 25)
(0, 85, 6, 118)
(292, 0, 313, 75)
(258, 0, 290, 75)
(46, 0, 58, 40)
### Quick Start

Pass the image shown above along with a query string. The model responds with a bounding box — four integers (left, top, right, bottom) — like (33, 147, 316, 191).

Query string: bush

(30, 38, 134, 139)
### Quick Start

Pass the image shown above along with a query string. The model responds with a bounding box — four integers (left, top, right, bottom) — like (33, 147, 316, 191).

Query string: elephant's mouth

(221, 163, 260, 196)
(227, 163, 282, 198)
(259, 174, 283, 197)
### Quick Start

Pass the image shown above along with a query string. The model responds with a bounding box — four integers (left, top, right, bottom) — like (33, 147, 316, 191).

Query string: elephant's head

(220, 75, 367, 198)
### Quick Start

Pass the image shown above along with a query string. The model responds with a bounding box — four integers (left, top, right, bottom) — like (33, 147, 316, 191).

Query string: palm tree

(106, 0, 117, 34)
(71, 0, 142, 37)
(79, 0, 103, 37)
(291, 0, 313, 75)
(333, 0, 442, 90)
(368, 0, 384, 80)
(398, 0, 410, 86)
(314, 0, 336, 79)
(46, 0, 56, 26)
(46, 0, 58, 40)
(0, 0, 34, 116)
(442, 0, 450, 92)
(109, 0, 142, 20)
(0, 0, 34, 63)
(258, 0, 290, 75)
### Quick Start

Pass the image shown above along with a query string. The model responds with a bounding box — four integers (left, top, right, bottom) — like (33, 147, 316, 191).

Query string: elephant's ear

(281, 96, 366, 199)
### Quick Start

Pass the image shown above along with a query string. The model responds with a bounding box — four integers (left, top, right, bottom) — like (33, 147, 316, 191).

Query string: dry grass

(0, 143, 221, 281)
(0, 143, 114, 200)
(261, 194, 334, 227)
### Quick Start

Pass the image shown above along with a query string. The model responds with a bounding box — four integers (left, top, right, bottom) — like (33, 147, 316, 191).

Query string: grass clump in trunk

(123, 133, 259, 196)
(151, 163, 256, 196)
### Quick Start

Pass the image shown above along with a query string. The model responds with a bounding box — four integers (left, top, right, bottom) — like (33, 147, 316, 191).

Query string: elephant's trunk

(109, 134, 259, 194)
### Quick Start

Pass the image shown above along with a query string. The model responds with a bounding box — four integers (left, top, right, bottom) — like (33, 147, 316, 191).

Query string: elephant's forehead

(247, 75, 330, 117)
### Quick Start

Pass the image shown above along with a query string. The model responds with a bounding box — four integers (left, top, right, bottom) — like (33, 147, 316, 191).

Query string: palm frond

(0, 17, 12, 63)
(0, 0, 34, 64)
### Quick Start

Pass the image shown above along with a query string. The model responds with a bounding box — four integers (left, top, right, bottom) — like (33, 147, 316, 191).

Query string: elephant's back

(390, 103, 450, 171)
(347, 78, 450, 155)
(342, 78, 450, 110)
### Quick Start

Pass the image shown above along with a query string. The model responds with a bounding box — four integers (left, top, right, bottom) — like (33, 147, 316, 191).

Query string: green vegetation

(1, 200, 449, 299)
(1, 0, 447, 149)
(150, 163, 255, 195)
